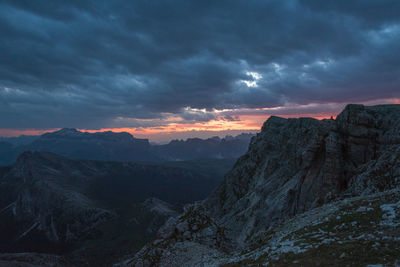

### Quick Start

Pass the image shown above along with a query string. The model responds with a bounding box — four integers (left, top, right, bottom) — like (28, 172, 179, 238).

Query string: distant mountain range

(3, 104, 400, 266)
(153, 133, 254, 160)
(0, 128, 249, 265)
(0, 135, 39, 146)
(0, 129, 254, 165)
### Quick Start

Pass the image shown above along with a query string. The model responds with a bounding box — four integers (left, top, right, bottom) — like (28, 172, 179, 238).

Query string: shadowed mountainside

(129, 104, 400, 266)
(0, 152, 234, 266)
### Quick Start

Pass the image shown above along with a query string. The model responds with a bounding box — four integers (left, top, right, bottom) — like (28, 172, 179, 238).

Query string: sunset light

(1, 1, 400, 265)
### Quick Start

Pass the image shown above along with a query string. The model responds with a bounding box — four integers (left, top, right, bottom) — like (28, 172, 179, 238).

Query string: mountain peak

(129, 104, 400, 266)
(42, 128, 80, 138)
(57, 128, 79, 134)
(59, 127, 78, 132)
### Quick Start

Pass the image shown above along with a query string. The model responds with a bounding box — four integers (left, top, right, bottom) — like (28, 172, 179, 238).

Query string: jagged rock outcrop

(141, 198, 179, 234)
(142, 198, 179, 218)
(127, 104, 400, 266)
(205, 104, 400, 244)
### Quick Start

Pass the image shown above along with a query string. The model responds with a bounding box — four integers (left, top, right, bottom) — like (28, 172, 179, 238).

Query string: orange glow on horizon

(79, 112, 336, 140)
(0, 113, 334, 141)
(1, 98, 399, 142)
(0, 112, 369, 141)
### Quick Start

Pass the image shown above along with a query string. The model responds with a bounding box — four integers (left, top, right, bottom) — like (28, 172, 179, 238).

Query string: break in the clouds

(0, 0, 400, 132)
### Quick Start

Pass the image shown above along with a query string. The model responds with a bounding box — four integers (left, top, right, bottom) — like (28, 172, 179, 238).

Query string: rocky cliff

(128, 104, 400, 266)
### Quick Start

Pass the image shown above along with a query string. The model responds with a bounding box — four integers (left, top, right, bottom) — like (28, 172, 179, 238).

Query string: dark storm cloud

(0, 0, 400, 129)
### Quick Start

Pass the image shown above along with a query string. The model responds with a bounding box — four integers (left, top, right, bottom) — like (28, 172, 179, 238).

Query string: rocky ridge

(0, 152, 228, 265)
(27, 128, 156, 162)
(0, 130, 254, 166)
(0, 152, 114, 246)
(127, 104, 400, 266)
(153, 133, 255, 160)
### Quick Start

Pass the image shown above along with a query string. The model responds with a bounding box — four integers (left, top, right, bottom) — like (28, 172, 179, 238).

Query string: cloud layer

(1, 0, 400, 131)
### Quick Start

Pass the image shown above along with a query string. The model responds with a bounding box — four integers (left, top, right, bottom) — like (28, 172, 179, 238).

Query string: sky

(1, 0, 400, 142)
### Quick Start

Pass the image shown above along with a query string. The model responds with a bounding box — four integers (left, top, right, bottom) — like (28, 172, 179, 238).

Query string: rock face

(142, 198, 179, 218)
(0, 151, 227, 265)
(140, 198, 180, 235)
(205, 104, 400, 243)
(0, 152, 114, 247)
(128, 104, 400, 266)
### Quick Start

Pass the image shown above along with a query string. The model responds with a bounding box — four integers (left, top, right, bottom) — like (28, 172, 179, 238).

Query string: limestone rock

(128, 104, 400, 266)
